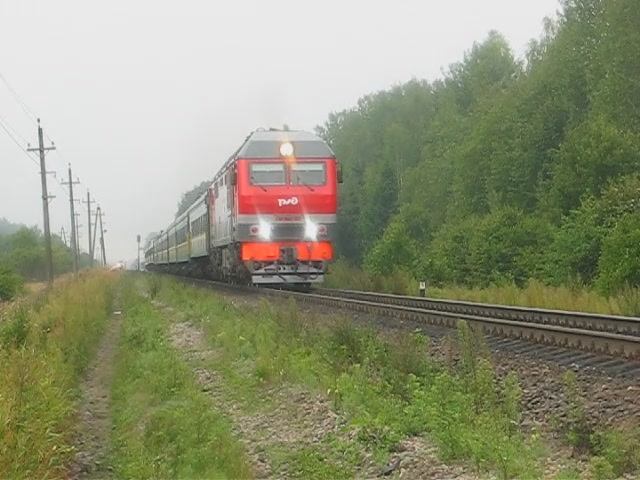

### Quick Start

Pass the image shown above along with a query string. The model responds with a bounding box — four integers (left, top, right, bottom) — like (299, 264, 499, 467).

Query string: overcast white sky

(0, 0, 560, 262)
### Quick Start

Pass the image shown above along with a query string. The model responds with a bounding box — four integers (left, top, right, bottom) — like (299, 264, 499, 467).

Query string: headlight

(258, 220, 272, 241)
(280, 142, 294, 157)
(305, 219, 319, 240)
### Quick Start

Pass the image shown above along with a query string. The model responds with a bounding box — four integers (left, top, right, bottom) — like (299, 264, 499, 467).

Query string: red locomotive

(144, 129, 340, 285)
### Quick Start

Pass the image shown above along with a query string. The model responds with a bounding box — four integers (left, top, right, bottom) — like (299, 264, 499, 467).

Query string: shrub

(364, 216, 419, 276)
(426, 208, 553, 287)
(596, 213, 640, 294)
(544, 199, 604, 285)
(0, 265, 23, 301)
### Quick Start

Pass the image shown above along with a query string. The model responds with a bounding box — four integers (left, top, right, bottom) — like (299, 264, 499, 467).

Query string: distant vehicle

(144, 129, 340, 286)
(109, 262, 125, 271)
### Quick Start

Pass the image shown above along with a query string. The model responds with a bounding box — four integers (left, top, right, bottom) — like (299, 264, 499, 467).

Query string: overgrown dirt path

(68, 307, 123, 479)
(160, 302, 478, 479)
(167, 317, 340, 478)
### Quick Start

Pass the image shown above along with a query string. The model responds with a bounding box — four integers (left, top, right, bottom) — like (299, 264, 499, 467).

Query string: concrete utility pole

(137, 234, 141, 271)
(62, 165, 81, 275)
(83, 191, 95, 266)
(27, 119, 56, 285)
(91, 207, 100, 265)
(74, 211, 82, 259)
(98, 207, 107, 266)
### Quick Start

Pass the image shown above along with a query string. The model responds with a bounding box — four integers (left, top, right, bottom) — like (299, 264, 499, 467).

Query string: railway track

(173, 276, 640, 362)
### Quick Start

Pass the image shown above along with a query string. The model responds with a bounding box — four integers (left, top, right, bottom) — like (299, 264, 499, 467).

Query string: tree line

(0, 226, 87, 300)
(318, 0, 640, 294)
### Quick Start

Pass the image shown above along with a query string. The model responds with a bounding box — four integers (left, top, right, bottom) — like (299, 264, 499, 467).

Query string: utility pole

(27, 119, 56, 285)
(83, 191, 95, 266)
(137, 234, 141, 271)
(98, 207, 107, 266)
(62, 165, 80, 275)
(91, 207, 100, 266)
(74, 212, 82, 261)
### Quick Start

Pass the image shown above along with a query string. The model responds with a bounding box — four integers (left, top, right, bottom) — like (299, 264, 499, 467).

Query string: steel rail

(314, 288, 640, 337)
(173, 277, 640, 360)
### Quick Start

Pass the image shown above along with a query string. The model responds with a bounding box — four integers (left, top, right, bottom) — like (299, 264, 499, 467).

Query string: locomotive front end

(235, 131, 338, 285)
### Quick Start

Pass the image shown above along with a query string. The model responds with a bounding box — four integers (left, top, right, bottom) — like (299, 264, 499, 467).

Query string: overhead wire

(0, 71, 39, 125)
(0, 71, 108, 261)
(0, 71, 96, 204)
(0, 114, 40, 168)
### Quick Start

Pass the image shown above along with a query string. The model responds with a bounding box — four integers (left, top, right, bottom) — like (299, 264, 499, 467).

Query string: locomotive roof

(236, 129, 334, 158)
(147, 129, 334, 244)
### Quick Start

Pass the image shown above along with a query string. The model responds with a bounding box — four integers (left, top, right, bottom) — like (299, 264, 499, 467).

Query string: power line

(0, 71, 39, 124)
(1, 72, 107, 265)
(0, 115, 40, 167)
(0, 71, 69, 179)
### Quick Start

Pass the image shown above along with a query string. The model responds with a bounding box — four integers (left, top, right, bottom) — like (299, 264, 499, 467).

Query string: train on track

(144, 129, 340, 286)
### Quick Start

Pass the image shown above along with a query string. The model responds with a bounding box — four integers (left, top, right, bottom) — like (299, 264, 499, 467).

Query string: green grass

(0, 264, 24, 301)
(0, 270, 116, 479)
(269, 435, 362, 480)
(109, 279, 251, 479)
(154, 276, 545, 479)
(150, 276, 640, 479)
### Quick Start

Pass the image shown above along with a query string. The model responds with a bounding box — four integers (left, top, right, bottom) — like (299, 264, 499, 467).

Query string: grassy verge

(155, 276, 546, 478)
(0, 270, 116, 479)
(108, 277, 250, 479)
(325, 259, 639, 315)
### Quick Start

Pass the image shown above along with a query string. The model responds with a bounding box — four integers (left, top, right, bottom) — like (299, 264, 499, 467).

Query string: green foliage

(364, 216, 419, 275)
(318, 0, 640, 293)
(158, 278, 543, 478)
(590, 428, 640, 479)
(544, 199, 604, 285)
(561, 371, 593, 453)
(0, 265, 23, 301)
(0, 271, 115, 478)
(110, 287, 250, 479)
(427, 208, 552, 286)
(596, 214, 640, 294)
(403, 322, 538, 478)
(0, 227, 75, 280)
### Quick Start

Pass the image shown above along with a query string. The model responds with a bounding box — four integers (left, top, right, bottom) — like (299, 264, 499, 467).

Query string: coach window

(291, 162, 326, 186)
(250, 163, 286, 185)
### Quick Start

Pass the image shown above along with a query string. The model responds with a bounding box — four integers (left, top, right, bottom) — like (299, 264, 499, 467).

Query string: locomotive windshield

(250, 161, 327, 186)
(291, 162, 326, 186)
(250, 163, 286, 185)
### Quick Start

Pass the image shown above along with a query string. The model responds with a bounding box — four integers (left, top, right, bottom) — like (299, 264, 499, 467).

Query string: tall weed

(0, 271, 116, 478)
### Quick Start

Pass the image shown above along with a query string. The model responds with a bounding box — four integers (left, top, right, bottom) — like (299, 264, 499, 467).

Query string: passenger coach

(145, 129, 340, 286)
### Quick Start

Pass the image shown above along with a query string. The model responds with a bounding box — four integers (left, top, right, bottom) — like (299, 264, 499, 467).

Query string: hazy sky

(0, 0, 560, 262)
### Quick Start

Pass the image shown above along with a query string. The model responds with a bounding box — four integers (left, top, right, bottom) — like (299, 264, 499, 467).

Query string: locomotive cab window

(291, 162, 326, 186)
(250, 162, 286, 185)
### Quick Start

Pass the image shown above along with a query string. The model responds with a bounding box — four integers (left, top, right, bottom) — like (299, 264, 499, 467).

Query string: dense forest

(318, 0, 640, 294)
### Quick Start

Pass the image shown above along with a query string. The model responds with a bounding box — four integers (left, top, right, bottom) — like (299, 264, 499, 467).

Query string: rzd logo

(277, 197, 299, 207)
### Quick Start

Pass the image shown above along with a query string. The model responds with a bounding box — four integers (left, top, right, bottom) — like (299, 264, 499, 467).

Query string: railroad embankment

(2, 272, 640, 479)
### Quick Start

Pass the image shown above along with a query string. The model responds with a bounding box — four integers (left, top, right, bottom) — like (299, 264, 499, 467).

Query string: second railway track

(174, 276, 640, 361)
